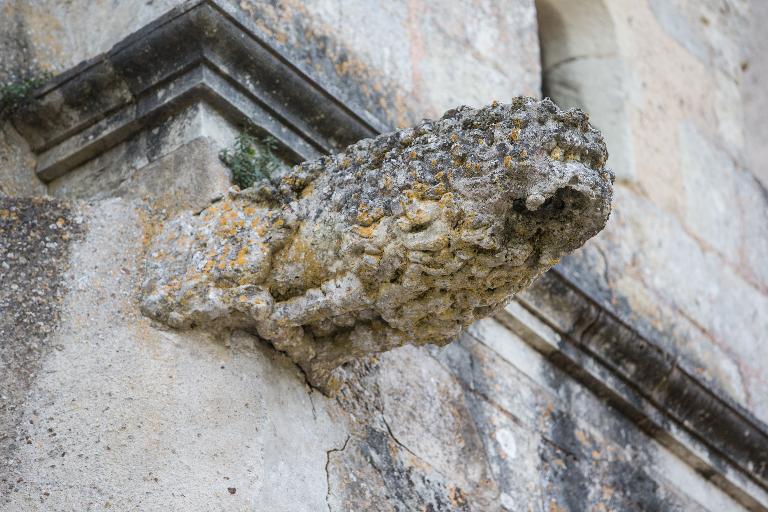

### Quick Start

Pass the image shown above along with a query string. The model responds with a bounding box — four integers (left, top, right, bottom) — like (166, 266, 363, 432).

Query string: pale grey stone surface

(140, 99, 613, 390)
(744, 0, 768, 189)
(2, 194, 745, 511)
(0, 123, 44, 196)
(3, 198, 346, 511)
(538, 0, 768, 426)
(46, 103, 237, 205)
(536, 0, 635, 182)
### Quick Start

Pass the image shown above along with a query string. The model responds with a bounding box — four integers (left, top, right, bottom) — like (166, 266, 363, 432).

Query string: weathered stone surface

(0, 124, 44, 196)
(3, 1, 767, 510)
(140, 98, 613, 390)
(1, 198, 346, 511)
(0, 196, 83, 498)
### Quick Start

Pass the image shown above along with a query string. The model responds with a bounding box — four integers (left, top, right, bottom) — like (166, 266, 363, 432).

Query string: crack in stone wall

(140, 98, 613, 392)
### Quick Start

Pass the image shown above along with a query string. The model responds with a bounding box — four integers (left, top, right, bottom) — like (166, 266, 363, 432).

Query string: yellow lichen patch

(250, 216, 267, 236)
(215, 204, 246, 238)
(235, 246, 249, 266)
(356, 203, 374, 226)
(550, 146, 563, 160)
(432, 182, 447, 196)
(438, 192, 455, 207)
(202, 260, 214, 273)
(565, 150, 581, 162)
(549, 499, 566, 512)
(404, 198, 438, 226)
(356, 224, 376, 238)
(409, 151, 418, 160)
(503, 155, 513, 169)
(299, 182, 314, 198)
(509, 128, 521, 141)
(519, 149, 528, 159)
(272, 236, 324, 289)
(282, 175, 304, 188)
(450, 133, 459, 142)
(202, 206, 216, 221)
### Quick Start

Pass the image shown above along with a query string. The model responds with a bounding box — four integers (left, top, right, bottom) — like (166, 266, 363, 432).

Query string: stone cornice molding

(11, 0, 385, 183)
(499, 270, 768, 511)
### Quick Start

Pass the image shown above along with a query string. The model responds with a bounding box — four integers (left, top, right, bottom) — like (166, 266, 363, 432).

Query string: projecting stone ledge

(140, 97, 614, 392)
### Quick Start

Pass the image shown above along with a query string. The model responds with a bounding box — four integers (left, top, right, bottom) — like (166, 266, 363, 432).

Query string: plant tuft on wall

(219, 132, 283, 189)
(0, 72, 52, 121)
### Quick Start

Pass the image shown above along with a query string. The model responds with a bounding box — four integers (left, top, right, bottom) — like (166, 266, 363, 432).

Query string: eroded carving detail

(140, 98, 613, 391)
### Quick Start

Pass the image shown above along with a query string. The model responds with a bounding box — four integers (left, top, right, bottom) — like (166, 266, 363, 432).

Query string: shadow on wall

(536, 0, 635, 182)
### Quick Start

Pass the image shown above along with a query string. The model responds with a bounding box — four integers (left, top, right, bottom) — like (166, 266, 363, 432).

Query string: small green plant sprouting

(0, 72, 52, 120)
(219, 131, 283, 189)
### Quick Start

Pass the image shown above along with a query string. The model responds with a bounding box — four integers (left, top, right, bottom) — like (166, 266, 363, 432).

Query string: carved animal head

(141, 98, 613, 391)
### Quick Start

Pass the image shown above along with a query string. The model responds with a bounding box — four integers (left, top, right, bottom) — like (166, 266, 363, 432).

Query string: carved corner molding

(10, 0, 385, 183)
(10, 1, 768, 510)
(498, 270, 768, 511)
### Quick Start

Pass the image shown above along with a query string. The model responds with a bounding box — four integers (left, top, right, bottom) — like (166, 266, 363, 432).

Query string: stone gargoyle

(140, 97, 614, 391)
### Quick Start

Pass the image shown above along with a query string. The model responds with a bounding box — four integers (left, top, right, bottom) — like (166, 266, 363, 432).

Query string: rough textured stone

(0, 124, 44, 196)
(0, 196, 83, 498)
(140, 98, 613, 390)
(1, 198, 346, 511)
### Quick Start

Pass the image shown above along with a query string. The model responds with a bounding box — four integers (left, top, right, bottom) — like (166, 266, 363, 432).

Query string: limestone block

(140, 98, 614, 390)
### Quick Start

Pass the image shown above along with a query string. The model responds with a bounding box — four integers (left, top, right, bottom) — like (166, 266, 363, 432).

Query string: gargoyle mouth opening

(512, 186, 588, 218)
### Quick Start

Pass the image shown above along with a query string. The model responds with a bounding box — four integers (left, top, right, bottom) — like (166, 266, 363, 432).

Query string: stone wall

(0, 0, 539, 195)
(1, 0, 766, 510)
(539, 0, 768, 425)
